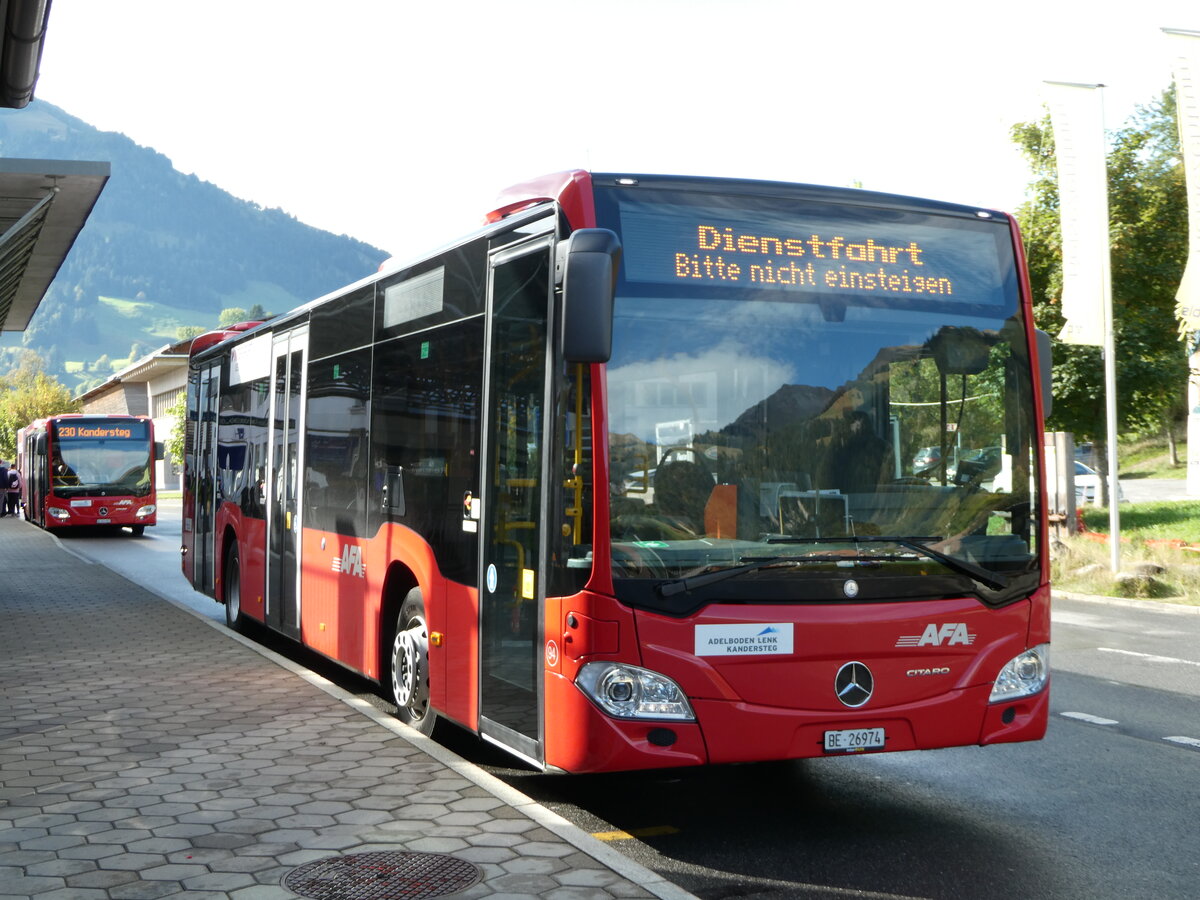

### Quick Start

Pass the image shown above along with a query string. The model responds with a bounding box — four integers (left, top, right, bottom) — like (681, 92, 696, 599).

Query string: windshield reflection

(606, 294, 1038, 596)
(52, 441, 152, 497)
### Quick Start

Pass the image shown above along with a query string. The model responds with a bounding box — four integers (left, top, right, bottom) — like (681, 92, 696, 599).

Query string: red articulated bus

(18, 413, 158, 534)
(182, 172, 1052, 773)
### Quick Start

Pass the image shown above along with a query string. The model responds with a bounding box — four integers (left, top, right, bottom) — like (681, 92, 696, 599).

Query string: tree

(176, 325, 205, 341)
(124, 342, 148, 366)
(0, 352, 79, 459)
(218, 307, 249, 327)
(164, 388, 186, 473)
(1107, 89, 1189, 451)
(1011, 88, 1188, 477)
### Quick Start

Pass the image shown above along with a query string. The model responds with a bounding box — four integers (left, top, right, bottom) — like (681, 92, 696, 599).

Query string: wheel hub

(393, 627, 423, 707)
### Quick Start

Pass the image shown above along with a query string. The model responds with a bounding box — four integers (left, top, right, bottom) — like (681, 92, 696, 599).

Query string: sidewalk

(0, 516, 697, 900)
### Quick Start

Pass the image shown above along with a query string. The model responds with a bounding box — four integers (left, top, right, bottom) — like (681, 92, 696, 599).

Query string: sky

(32, 0, 1200, 263)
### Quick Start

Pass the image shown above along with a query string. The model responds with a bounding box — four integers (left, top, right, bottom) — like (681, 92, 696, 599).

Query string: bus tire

(224, 546, 245, 633)
(391, 589, 436, 736)
(129, 524, 145, 536)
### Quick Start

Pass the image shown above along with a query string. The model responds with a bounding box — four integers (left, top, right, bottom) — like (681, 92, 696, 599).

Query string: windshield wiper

(766, 535, 1009, 591)
(657, 535, 1011, 599)
(657, 557, 809, 598)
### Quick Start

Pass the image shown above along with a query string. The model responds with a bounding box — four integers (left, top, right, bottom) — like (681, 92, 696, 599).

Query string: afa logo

(333, 543, 366, 578)
(895, 622, 975, 648)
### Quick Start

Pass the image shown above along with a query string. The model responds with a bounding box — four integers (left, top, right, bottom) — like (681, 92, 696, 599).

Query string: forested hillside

(0, 100, 387, 393)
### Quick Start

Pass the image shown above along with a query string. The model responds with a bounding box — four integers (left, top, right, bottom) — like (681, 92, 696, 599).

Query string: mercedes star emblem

(835, 661, 874, 708)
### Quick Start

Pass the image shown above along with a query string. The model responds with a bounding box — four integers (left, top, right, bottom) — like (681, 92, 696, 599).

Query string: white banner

(1165, 30, 1200, 334)
(1044, 82, 1110, 347)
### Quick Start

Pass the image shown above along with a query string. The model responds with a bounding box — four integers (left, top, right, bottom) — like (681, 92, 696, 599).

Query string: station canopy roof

(0, 158, 109, 332)
(0, 0, 110, 334)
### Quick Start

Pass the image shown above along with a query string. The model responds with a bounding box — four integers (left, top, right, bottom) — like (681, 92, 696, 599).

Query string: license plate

(824, 727, 885, 752)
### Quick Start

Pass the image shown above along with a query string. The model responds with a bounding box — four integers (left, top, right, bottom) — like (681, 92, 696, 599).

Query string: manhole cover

(284, 851, 483, 899)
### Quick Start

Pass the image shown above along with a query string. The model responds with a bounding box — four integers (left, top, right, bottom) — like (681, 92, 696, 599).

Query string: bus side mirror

(560, 228, 620, 363)
(155, 441, 165, 461)
(1035, 329, 1053, 419)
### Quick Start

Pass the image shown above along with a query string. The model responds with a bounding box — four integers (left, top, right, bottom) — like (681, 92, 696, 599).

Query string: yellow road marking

(592, 825, 680, 841)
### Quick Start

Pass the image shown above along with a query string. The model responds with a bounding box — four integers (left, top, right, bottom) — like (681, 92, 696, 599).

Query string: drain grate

(284, 851, 484, 900)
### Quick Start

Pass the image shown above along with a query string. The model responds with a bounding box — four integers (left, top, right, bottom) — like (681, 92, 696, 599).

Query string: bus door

(31, 431, 48, 526)
(266, 327, 308, 638)
(190, 362, 221, 591)
(478, 235, 556, 765)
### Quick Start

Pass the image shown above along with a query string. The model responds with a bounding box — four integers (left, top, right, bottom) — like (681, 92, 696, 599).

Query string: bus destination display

(617, 198, 1011, 307)
(57, 423, 145, 440)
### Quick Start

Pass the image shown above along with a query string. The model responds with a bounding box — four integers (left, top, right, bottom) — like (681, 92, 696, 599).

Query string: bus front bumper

(544, 671, 1048, 773)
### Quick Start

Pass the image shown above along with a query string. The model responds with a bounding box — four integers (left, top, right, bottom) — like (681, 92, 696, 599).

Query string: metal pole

(1098, 88, 1120, 574)
(1104, 340, 1120, 573)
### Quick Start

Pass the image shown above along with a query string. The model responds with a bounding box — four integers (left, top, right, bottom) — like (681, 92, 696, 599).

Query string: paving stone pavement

(0, 517, 697, 900)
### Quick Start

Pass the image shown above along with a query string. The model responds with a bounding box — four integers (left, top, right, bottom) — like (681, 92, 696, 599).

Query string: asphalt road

(1117, 477, 1193, 504)
(50, 500, 1200, 899)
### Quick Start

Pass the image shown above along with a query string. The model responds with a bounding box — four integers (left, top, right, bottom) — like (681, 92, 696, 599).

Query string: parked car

(1075, 460, 1126, 505)
(912, 446, 942, 476)
(948, 446, 1002, 484)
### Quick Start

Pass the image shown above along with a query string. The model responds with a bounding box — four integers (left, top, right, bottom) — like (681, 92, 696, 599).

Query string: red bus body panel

(40, 496, 157, 528)
(542, 587, 1048, 772)
(292, 522, 480, 730)
(212, 501, 267, 624)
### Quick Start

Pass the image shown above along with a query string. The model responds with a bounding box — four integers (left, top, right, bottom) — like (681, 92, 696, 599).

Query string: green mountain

(0, 100, 388, 393)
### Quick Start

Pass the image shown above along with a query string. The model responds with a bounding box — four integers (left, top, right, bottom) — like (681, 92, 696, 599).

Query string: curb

(1052, 589, 1200, 616)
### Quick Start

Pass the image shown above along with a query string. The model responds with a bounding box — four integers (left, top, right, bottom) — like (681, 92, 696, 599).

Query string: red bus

(18, 413, 158, 534)
(182, 172, 1051, 773)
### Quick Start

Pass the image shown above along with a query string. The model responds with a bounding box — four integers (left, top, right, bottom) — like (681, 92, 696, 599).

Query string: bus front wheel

(224, 546, 244, 632)
(391, 589, 436, 736)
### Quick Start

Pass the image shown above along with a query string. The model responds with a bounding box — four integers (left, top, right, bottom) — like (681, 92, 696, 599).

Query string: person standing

(6, 466, 19, 517)
(0, 460, 8, 518)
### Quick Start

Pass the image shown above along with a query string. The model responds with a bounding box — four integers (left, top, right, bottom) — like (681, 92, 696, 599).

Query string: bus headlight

(48, 507, 71, 520)
(135, 505, 157, 518)
(575, 662, 695, 721)
(989, 643, 1050, 702)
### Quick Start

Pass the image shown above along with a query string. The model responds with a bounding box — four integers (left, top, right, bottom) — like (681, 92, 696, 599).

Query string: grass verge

(1052, 502, 1200, 605)
(1117, 434, 1188, 480)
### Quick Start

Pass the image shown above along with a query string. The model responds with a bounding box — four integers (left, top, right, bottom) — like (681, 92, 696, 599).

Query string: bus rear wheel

(224, 546, 244, 632)
(391, 589, 436, 736)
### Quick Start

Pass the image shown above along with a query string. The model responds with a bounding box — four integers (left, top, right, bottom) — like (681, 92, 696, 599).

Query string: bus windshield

(595, 181, 1040, 609)
(51, 420, 153, 498)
